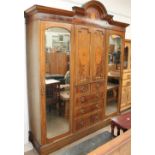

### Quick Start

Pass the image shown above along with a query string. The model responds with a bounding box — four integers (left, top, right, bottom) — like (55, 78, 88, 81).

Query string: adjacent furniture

(121, 40, 131, 111)
(111, 111, 131, 136)
(25, 1, 129, 154)
(88, 129, 131, 155)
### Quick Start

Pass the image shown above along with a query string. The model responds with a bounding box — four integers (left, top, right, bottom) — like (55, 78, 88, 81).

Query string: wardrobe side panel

(26, 20, 41, 144)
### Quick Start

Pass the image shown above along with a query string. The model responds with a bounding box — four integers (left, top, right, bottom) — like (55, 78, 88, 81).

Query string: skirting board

(24, 142, 33, 152)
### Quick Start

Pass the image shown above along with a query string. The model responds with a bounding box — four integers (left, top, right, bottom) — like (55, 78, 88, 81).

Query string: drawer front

(122, 72, 131, 80)
(123, 70, 131, 74)
(75, 106, 90, 117)
(122, 79, 131, 87)
(91, 82, 104, 93)
(89, 111, 102, 125)
(76, 92, 104, 107)
(90, 102, 102, 112)
(74, 111, 103, 131)
(74, 118, 86, 131)
(76, 84, 90, 96)
(75, 102, 102, 117)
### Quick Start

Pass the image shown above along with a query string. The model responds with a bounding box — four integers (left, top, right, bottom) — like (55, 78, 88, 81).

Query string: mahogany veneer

(25, 1, 129, 155)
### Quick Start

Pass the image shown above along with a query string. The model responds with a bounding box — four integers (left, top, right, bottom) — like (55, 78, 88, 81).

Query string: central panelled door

(74, 25, 106, 132)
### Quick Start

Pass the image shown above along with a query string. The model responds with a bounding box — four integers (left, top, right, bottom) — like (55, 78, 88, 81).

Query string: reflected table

(108, 71, 120, 79)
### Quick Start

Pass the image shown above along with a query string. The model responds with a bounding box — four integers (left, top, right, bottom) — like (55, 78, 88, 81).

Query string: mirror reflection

(124, 46, 129, 69)
(106, 35, 121, 115)
(45, 27, 70, 138)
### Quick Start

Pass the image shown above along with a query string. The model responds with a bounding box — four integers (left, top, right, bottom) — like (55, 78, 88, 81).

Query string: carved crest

(73, 1, 113, 21)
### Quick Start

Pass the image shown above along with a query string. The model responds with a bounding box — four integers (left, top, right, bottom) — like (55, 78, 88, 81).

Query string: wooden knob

(127, 81, 131, 86)
(80, 121, 84, 126)
(80, 109, 85, 114)
(96, 104, 99, 108)
(96, 84, 100, 88)
(80, 97, 85, 103)
(96, 94, 100, 98)
(95, 115, 99, 120)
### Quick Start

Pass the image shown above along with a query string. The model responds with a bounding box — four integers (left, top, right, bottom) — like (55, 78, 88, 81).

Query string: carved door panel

(91, 28, 105, 80)
(75, 26, 91, 84)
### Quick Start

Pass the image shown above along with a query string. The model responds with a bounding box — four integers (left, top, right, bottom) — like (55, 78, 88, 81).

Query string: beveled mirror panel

(106, 34, 121, 115)
(124, 46, 128, 69)
(45, 27, 70, 139)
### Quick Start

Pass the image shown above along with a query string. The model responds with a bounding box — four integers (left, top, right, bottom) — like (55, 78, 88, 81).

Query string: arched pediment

(73, 0, 113, 21)
(82, 0, 108, 19)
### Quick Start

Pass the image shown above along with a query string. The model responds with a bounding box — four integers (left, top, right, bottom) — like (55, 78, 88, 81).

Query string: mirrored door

(45, 27, 71, 139)
(124, 40, 131, 70)
(106, 34, 122, 115)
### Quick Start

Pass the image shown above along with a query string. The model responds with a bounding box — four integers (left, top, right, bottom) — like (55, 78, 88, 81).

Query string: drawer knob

(127, 81, 131, 86)
(95, 115, 99, 120)
(96, 84, 100, 88)
(80, 97, 85, 103)
(96, 104, 99, 108)
(80, 121, 84, 126)
(96, 94, 100, 98)
(91, 115, 99, 122)
(80, 109, 85, 114)
(127, 75, 130, 78)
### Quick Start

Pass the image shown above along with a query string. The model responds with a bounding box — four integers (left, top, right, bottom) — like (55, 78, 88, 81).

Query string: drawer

(91, 82, 104, 92)
(76, 84, 90, 95)
(90, 102, 102, 112)
(76, 95, 91, 106)
(74, 118, 86, 131)
(122, 72, 131, 80)
(76, 93, 104, 107)
(122, 79, 131, 87)
(75, 102, 102, 117)
(75, 106, 90, 117)
(89, 111, 102, 125)
(74, 111, 103, 131)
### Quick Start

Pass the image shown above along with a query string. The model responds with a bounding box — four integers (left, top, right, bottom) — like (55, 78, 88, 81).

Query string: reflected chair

(46, 82, 60, 113)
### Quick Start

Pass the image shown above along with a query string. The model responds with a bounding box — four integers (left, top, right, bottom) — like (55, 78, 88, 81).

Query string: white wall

(23, 0, 130, 152)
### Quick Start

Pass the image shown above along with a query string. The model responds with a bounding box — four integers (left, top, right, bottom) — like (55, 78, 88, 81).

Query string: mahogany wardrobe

(25, 1, 129, 154)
